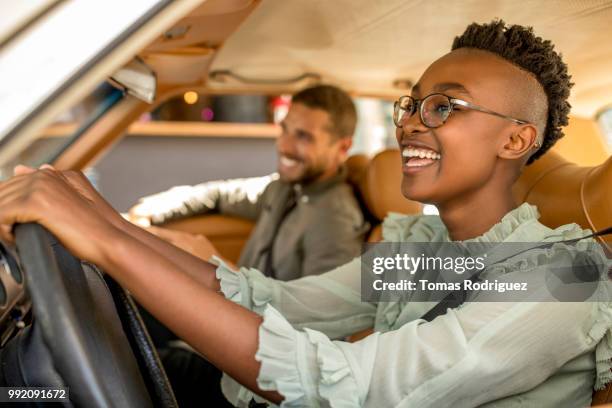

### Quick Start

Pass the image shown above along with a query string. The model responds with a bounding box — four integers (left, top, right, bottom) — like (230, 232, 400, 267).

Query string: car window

(0, 0, 58, 45)
(0, 0, 199, 170)
(0, 82, 124, 181)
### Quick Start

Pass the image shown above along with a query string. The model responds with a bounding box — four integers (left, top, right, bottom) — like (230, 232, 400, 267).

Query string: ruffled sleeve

(255, 305, 367, 407)
(212, 256, 273, 315)
(214, 256, 378, 406)
(212, 256, 376, 339)
(590, 302, 612, 390)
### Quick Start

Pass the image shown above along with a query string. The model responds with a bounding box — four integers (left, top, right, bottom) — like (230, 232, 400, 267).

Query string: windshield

(0, 82, 124, 181)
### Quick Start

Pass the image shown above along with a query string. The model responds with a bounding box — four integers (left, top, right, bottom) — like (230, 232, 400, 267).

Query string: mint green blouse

(213, 203, 612, 407)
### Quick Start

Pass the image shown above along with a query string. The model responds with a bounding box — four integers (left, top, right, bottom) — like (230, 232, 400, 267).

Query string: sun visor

(108, 58, 157, 104)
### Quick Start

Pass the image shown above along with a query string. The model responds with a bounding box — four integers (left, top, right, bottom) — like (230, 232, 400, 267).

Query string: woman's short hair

(452, 20, 573, 164)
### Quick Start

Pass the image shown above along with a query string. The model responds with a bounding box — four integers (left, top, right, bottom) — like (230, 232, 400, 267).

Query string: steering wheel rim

(14, 223, 158, 407)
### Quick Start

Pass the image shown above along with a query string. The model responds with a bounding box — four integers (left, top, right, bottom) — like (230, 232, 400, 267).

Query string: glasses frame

(393, 93, 530, 128)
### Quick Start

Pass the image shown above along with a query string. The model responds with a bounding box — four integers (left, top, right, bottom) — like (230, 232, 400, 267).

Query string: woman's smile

(401, 145, 441, 174)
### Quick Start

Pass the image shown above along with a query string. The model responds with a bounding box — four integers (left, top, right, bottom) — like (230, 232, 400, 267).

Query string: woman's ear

(498, 124, 539, 160)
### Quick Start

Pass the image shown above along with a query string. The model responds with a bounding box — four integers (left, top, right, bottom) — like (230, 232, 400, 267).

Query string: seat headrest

(345, 154, 369, 189)
(513, 150, 611, 251)
(347, 150, 421, 222)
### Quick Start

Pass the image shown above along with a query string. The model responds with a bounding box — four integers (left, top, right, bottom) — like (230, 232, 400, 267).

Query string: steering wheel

(2, 223, 177, 407)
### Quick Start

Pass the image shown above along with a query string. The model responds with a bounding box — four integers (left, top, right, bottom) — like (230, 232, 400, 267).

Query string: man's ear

(336, 136, 353, 162)
(498, 124, 539, 161)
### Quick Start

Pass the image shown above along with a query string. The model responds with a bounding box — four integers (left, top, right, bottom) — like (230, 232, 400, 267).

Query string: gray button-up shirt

(150, 167, 367, 280)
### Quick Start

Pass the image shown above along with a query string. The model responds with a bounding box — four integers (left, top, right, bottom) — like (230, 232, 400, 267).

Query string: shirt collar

(293, 165, 347, 197)
(462, 203, 541, 244)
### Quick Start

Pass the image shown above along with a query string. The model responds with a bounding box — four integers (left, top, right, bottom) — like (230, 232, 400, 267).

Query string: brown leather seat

(513, 151, 612, 405)
(513, 150, 612, 252)
(161, 214, 255, 263)
(347, 149, 422, 241)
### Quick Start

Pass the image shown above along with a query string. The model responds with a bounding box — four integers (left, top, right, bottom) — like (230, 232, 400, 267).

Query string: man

(129, 84, 367, 280)
(130, 85, 369, 407)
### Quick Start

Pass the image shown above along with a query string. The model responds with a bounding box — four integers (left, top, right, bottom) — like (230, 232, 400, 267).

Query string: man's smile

(279, 155, 301, 168)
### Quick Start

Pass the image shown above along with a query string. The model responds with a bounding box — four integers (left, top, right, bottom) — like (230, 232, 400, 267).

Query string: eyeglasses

(393, 93, 530, 128)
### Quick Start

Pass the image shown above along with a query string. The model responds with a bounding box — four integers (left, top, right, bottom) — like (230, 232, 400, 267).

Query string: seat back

(163, 215, 255, 263)
(513, 150, 612, 252)
(347, 149, 422, 241)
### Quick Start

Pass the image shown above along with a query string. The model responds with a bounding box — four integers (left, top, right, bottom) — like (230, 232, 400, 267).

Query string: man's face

(396, 48, 527, 206)
(276, 102, 348, 184)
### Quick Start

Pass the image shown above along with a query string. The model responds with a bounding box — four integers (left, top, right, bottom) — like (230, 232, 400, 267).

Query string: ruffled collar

(462, 202, 542, 244)
(382, 203, 544, 244)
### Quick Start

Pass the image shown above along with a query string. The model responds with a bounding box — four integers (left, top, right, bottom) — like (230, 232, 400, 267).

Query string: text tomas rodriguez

(372, 279, 528, 293)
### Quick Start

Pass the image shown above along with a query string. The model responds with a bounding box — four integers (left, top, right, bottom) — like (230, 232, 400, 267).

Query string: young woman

(0, 21, 610, 407)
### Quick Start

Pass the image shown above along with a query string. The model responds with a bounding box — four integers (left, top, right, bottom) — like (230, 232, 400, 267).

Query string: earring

(533, 142, 541, 149)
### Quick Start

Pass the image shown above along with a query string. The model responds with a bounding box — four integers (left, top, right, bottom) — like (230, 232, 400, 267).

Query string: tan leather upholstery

(163, 214, 255, 263)
(361, 150, 422, 222)
(513, 151, 612, 252)
(345, 154, 370, 188)
(347, 149, 422, 242)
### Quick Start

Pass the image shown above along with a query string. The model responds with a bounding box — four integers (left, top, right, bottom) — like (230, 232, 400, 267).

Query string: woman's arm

(0, 169, 283, 403)
(116, 218, 222, 290)
(13, 166, 375, 338)
(14, 165, 222, 291)
(102, 228, 282, 403)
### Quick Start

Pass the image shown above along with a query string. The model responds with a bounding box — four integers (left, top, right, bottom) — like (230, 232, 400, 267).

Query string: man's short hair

(292, 85, 357, 140)
(452, 20, 573, 164)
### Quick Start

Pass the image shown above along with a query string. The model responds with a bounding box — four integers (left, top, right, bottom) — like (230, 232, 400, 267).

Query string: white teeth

(280, 156, 298, 167)
(406, 161, 431, 167)
(401, 147, 441, 160)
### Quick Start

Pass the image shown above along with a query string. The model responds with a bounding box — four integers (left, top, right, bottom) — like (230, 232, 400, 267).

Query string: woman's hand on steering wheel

(0, 166, 121, 265)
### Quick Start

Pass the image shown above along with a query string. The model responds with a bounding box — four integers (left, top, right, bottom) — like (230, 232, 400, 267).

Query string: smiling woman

(0, 19, 609, 408)
(0, 0, 611, 406)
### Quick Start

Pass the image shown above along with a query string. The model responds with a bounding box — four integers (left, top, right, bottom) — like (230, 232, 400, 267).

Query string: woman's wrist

(95, 224, 134, 272)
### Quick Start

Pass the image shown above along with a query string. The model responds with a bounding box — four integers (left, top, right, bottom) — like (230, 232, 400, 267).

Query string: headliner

(206, 0, 612, 118)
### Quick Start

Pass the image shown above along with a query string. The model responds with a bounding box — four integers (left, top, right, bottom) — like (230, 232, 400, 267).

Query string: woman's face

(397, 48, 527, 206)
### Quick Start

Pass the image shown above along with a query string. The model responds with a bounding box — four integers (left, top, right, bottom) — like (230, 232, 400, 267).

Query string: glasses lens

(393, 96, 415, 127)
(421, 94, 451, 128)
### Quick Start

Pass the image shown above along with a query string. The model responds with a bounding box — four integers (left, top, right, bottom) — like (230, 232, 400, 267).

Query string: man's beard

(295, 164, 327, 185)
(279, 160, 327, 185)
